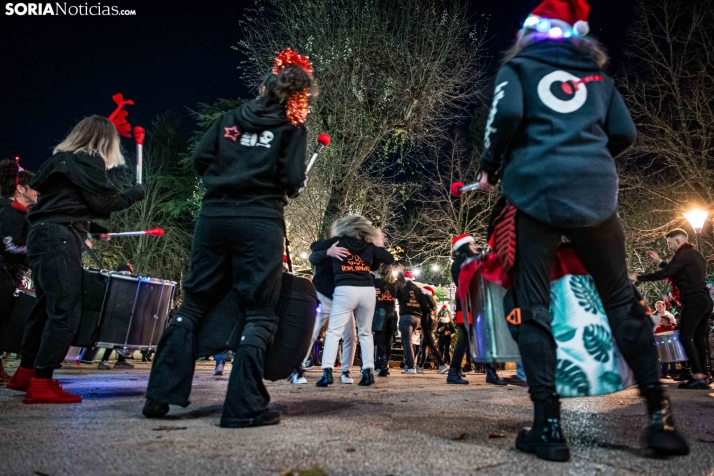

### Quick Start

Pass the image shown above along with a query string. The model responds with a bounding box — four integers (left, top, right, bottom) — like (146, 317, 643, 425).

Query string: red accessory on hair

(272, 47, 314, 126)
(14, 156, 23, 187)
(107, 93, 135, 138)
(283, 254, 289, 264)
(422, 285, 435, 296)
(440, 305, 448, 312)
(531, 0, 590, 25)
(403, 271, 414, 280)
(452, 234, 475, 250)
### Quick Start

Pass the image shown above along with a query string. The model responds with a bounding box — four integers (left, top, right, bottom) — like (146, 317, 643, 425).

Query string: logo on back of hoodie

(537, 71, 603, 114)
(341, 251, 370, 273)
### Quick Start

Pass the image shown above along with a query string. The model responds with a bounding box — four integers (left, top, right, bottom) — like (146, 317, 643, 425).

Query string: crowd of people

(2, 0, 712, 464)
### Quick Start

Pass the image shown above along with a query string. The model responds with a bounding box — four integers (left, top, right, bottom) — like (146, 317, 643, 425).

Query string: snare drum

(95, 273, 176, 350)
(654, 331, 687, 363)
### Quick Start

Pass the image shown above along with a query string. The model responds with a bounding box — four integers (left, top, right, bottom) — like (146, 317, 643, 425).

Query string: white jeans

(322, 286, 376, 370)
(303, 292, 356, 369)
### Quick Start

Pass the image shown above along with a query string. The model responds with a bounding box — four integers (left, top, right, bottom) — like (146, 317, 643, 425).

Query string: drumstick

(305, 133, 330, 174)
(133, 126, 145, 185)
(450, 181, 482, 197)
(106, 228, 165, 237)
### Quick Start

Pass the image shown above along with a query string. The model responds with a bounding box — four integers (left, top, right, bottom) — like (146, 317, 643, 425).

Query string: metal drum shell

(653, 331, 687, 363)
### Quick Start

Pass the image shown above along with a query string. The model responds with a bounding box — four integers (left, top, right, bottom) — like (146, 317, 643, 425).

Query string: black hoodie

(330, 236, 394, 288)
(192, 96, 307, 218)
(0, 202, 30, 278)
(396, 280, 433, 319)
(28, 152, 142, 230)
(480, 40, 637, 228)
(309, 238, 337, 298)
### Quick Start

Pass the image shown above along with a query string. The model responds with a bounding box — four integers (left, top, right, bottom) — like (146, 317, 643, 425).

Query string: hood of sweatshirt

(336, 236, 370, 254)
(516, 40, 600, 73)
(236, 96, 289, 132)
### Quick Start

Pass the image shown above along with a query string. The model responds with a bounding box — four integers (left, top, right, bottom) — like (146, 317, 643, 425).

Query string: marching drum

(653, 331, 687, 363)
(0, 269, 175, 353)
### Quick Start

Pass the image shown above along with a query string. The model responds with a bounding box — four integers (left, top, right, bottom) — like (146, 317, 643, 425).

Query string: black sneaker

(644, 392, 689, 456)
(358, 369, 374, 386)
(316, 368, 333, 387)
(677, 378, 710, 389)
(142, 398, 169, 418)
(220, 410, 280, 428)
(378, 368, 389, 377)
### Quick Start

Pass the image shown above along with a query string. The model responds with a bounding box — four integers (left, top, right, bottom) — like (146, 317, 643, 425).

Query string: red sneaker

(6, 366, 35, 391)
(23, 378, 82, 404)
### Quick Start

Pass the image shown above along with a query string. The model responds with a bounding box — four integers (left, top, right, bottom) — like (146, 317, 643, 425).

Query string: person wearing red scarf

(0, 158, 37, 386)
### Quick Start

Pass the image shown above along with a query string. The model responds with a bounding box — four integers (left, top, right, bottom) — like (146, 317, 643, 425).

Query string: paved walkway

(1, 360, 713, 476)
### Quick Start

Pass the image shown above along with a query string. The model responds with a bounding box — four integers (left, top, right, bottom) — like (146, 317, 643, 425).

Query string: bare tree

(618, 0, 714, 298)
(238, 0, 488, 237)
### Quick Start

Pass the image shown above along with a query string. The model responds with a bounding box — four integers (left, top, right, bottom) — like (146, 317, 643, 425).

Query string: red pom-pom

(317, 133, 330, 147)
(145, 227, 164, 237)
(450, 182, 465, 197)
(133, 126, 145, 145)
(272, 47, 313, 76)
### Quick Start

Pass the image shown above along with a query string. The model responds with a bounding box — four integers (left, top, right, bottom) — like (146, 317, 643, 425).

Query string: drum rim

(107, 273, 177, 285)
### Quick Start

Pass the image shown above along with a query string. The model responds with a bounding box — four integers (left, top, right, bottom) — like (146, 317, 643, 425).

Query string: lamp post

(683, 208, 709, 251)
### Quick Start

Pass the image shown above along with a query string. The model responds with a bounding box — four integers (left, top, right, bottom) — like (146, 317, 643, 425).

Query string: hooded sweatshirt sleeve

(480, 65, 524, 178)
(278, 126, 308, 198)
(192, 117, 222, 177)
(604, 88, 637, 159)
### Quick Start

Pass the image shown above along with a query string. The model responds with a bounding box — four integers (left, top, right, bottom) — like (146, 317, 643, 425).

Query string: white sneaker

(437, 364, 449, 374)
(340, 371, 354, 384)
(290, 372, 307, 384)
(402, 368, 417, 374)
(303, 364, 315, 371)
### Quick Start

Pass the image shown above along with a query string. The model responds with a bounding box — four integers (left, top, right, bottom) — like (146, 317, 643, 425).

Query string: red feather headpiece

(272, 47, 313, 126)
(107, 93, 134, 138)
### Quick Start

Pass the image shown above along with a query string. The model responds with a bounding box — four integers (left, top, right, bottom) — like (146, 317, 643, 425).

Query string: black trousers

(438, 334, 451, 363)
(21, 222, 84, 370)
(449, 324, 468, 370)
(510, 212, 660, 401)
(418, 325, 445, 367)
(373, 308, 397, 370)
(678, 295, 713, 375)
(146, 215, 283, 426)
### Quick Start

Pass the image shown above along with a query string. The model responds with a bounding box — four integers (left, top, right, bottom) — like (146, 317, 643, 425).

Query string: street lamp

(684, 208, 709, 250)
(430, 264, 439, 272)
(413, 268, 421, 277)
(299, 252, 308, 260)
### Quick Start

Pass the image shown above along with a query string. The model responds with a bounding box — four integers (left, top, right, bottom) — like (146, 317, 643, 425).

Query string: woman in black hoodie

(477, 0, 687, 460)
(6, 116, 145, 403)
(316, 215, 393, 387)
(0, 158, 37, 385)
(144, 49, 315, 428)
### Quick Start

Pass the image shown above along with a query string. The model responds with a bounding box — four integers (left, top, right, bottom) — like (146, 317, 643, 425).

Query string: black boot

(643, 385, 689, 456)
(378, 368, 389, 377)
(142, 398, 169, 418)
(315, 368, 333, 387)
(358, 368, 374, 386)
(516, 394, 570, 462)
(486, 366, 507, 386)
(446, 367, 468, 385)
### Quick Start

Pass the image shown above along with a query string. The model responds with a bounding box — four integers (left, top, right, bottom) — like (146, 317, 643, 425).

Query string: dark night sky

(0, 0, 637, 172)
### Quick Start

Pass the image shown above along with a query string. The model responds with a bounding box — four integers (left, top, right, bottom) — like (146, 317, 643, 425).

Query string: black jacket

(330, 236, 394, 288)
(638, 244, 710, 302)
(480, 41, 637, 228)
(0, 202, 30, 279)
(193, 96, 307, 218)
(396, 280, 433, 319)
(374, 277, 401, 310)
(451, 252, 470, 313)
(309, 238, 336, 298)
(436, 319, 455, 337)
(28, 152, 143, 229)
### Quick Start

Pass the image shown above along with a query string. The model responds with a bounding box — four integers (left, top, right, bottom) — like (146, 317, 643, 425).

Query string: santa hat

(422, 285, 435, 296)
(523, 0, 590, 37)
(283, 255, 289, 264)
(403, 271, 414, 280)
(452, 234, 475, 251)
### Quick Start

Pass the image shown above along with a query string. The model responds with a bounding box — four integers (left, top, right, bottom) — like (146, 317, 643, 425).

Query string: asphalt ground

(1, 359, 713, 476)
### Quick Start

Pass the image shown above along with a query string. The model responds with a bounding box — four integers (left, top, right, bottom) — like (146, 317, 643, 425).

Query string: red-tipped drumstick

(107, 227, 165, 237)
(450, 181, 483, 197)
(306, 133, 331, 174)
(134, 126, 145, 185)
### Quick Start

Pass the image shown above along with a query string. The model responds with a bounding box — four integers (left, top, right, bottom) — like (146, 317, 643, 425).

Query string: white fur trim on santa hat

(453, 235, 475, 250)
(573, 20, 589, 36)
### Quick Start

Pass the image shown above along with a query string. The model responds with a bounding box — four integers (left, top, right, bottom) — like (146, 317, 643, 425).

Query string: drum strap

(69, 226, 104, 269)
(491, 203, 518, 273)
(283, 219, 293, 274)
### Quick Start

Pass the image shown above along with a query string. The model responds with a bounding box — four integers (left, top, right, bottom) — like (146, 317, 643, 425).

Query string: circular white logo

(537, 70, 588, 113)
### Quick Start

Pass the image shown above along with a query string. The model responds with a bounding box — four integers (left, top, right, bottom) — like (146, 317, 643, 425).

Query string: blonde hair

(54, 115, 125, 169)
(502, 31, 609, 69)
(330, 215, 381, 244)
(378, 263, 397, 284)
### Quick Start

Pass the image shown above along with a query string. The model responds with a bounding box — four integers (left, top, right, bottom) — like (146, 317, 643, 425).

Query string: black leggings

(510, 212, 659, 401)
(449, 324, 468, 370)
(418, 326, 445, 367)
(438, 334, 451, 363)
(678, 296, 713, 375)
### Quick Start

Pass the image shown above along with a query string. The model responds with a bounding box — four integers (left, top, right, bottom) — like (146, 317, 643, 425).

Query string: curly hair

(263, 65, 318, 103)
(0, 158, 34, 198)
